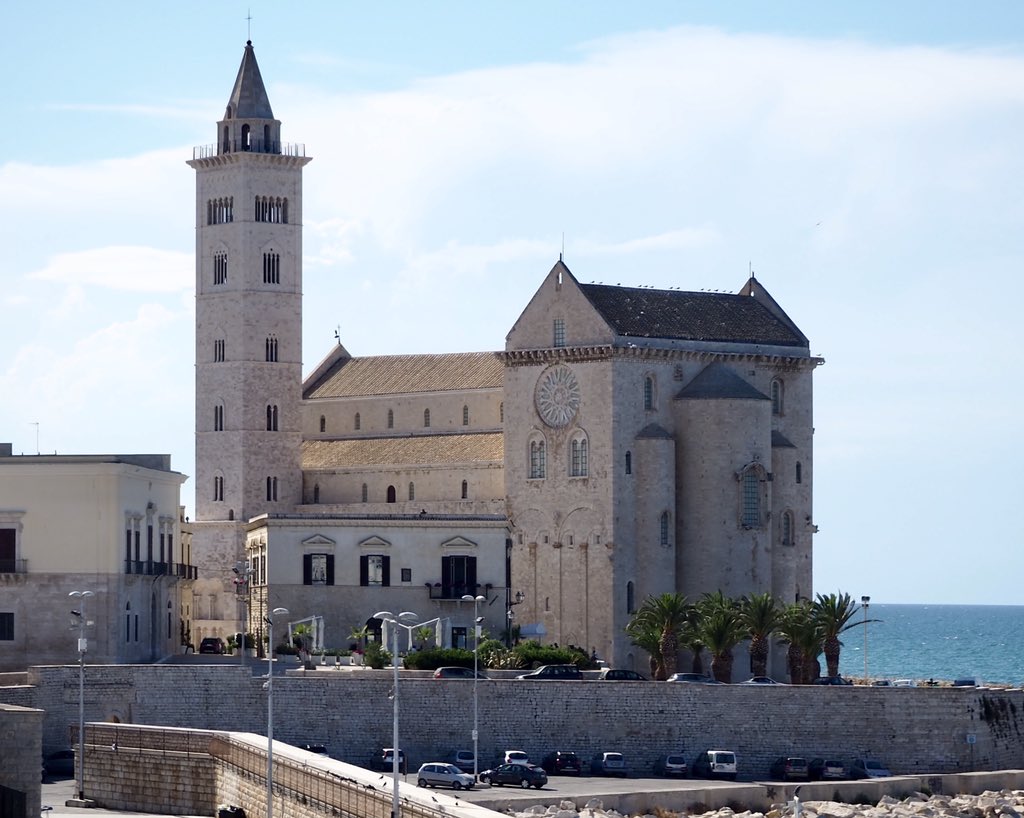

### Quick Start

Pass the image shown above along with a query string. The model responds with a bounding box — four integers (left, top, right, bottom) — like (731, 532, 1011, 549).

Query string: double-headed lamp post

(265, 607, 289, 818)
(374, 610, 418, 818)
(461, 595, 485, 779)
(233, 561, 254, 669)
(68, 590, 94, 802)
(861, 595, 871, 681)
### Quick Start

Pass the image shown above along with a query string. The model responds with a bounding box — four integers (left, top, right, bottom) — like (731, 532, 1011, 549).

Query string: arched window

(387, 409, 394, 429)
(771, 379, 784, 416)
(361, 483, 368, 503)
(320, 415, 326, 433)
(660, 511, 670, 546)
(387, 485, 396, 504)
(529, 438, 547, 479)
(781, 510, 794, 546)
(570, 433, 589, 477)
(266, 405, 278, 431)
(241, 123, 251, 150)
(354, 412, 361, 431)
(499, 402, 504, 423)
(423, 408, 431, 428)
(313, 483, 320, 504)
(740, 467, 763, 528)
(626, 581, 635, 615)
(462, 405, 469, 426)
(266, 476, 278, 502)
(461, 480, 468, 500)
(214, 404, 224, 431)
(644, 376, 655, 411)
(796, 461, 802, 484)
(408, 482, 415, 501)
(625, 451, 632, 475)
(213, 475, 224, 502)
(265, 335, 278, 362)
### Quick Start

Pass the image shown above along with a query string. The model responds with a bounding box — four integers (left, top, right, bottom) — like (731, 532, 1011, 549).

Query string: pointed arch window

(213, 475, 224, 502)
(570, 432, 589, 477)
(659, 511, 671, 546)
(214, 339, 225, 362)
(529, 437, 547, 479)
(213, 251, 228, 285)
(781, 510, 795, 546)
(266, 405, 278, 431)
(265, 335, 278, 362)
(263, 251, 280, 284)
(771, 379, 784, 416)
(214, 404, 224, 431)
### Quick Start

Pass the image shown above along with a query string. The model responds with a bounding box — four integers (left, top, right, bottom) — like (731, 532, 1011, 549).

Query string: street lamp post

(68, 590, 94, 802)
(861, 595, 871, 681)
(374, 610, 418, 818)
(461, 594, 485, 779)
(233, 561, 254, 669)
(265, 606, 289, 818)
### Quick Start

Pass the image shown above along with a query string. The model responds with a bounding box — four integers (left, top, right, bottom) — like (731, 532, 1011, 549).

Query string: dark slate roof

(226, 41, 274, 120)
(304, 352, 503, 399)
(636, 423, 674, 440)
(675, 363, 770, 401)
(578, 283, 805, 347)
(771, 430, 796, 448)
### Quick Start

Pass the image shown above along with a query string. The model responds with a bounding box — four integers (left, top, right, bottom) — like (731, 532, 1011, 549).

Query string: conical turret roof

(225, 40, 274, 120)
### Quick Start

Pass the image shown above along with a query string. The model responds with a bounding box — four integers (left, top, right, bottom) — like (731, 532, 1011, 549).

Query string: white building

(0, 445, 194, 671)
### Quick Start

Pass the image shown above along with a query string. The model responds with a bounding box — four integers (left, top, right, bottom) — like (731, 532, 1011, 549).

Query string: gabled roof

(302, 433, 503, 469)
(578, 279, 806, 347)
(225, 41, 274, 120)
(636, 423, 674, 440)
(304, 352, 503, 400)
(675, 363, 770, 401)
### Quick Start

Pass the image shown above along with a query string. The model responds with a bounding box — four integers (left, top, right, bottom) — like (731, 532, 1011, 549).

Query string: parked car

(652, 753, 688, 777)
(299, 743, 329, 756)
(666, 672, 722, 684)
(813, 675, 853, 686)
(433, 666, 488, 679)
(502, 750, 529, 766)
(891, 679, 917, 688)
(871, 680, 893, 687)
(692, 749, 737, 780)
(849, 758, 891, 778)
(540, 751, 582, 775)
(199, 637, 225, 654)
(43, 749, 76, 778)
(597, 668, 647, 681)
(953, 677, 980, 687)
(769, 756, 809, 780)
(516, 664, 583, 680)
(369, 748, 407, 773)
(809, 757, 847, 780)
(416, 763, 475, 790)
(590, 752, 627, 777)
(740, 676, 786, 685)
(450, 750, 475, 773)
(478, 763, 547, 788)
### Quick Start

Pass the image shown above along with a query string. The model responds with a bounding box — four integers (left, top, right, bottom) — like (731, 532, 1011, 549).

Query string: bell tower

(187, 41, 311, 644)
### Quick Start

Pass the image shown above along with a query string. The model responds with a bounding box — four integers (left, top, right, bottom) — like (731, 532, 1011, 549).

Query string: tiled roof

(675, 363, 770, 401)
(304, 352, 504, 399)
(227, 41, 274, 120)
(579, 283, 806, 347)
(302, 433, 504, 469)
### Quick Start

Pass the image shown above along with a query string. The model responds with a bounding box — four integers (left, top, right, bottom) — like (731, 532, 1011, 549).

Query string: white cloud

(29, 246, 193, 293)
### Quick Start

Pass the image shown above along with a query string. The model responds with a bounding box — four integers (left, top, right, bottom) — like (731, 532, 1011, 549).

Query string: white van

(692, 749, 737, 780)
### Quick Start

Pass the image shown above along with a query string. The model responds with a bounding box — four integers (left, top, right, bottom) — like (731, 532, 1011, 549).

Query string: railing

(425, 582, 493, 600)
(192, 141, 306, 160)
(123, 560, 197, 579)
(0, 558, 27, 574)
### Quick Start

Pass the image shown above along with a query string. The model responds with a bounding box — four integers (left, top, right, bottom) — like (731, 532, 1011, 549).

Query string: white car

(503, 750, 529, 766)
(416, 763, 475, 790)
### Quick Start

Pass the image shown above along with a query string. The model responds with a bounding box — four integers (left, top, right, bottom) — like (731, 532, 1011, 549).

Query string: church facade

(190, 42, 821, 672)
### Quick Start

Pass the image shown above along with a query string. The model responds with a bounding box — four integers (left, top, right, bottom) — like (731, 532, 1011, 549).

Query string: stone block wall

(0, 703, 43, 818)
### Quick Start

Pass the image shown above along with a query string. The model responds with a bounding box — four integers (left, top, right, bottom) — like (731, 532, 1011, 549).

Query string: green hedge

(401, 647, 475, 670)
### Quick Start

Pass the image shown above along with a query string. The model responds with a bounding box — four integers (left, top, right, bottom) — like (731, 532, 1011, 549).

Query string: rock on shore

(507, 791, 1024, 818)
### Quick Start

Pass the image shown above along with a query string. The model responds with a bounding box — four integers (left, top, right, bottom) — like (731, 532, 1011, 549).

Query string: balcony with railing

(192, 140, 306, 160)
(124, 560, 197, 579)
(424, 581, 494, 601)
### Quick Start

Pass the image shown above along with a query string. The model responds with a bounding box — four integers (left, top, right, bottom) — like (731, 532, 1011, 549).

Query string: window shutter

(303, 554, 312, 585)
(381, 556, 391, 587)
(466, 557, 477, 594)
(326, 555, 335, 586)
(359, 555, 368, 587)
(441, 555, 452, 598)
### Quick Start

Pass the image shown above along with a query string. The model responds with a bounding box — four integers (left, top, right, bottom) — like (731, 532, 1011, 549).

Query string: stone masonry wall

(10, 665, 1024, 781)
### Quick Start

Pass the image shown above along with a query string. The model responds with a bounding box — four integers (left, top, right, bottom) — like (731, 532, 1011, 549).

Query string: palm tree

(626, 593, 691, 680)
(776, 601, 820, 684)
(624, 617, 662, 678)
(741, 592, 780, 678)
(813, 592, 861, 678)
(697, 592, 744, 682)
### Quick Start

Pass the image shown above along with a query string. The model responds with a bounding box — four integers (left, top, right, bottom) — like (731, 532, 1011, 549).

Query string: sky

(2, 2, 1022, 606)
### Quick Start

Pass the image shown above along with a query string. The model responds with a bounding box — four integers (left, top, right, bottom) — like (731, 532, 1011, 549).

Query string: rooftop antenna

(334, 325, 341, 345)
(560, 232, 565, 262)
(30, 422, 39, 454)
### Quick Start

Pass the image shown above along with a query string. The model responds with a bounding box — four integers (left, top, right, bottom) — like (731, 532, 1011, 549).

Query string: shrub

(512, 640, 585, 669)
(401, 648, 474, 670)
(362, 642, 389, 669)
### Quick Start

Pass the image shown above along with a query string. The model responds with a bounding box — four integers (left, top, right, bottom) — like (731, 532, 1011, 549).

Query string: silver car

(416, 763, 475, 790)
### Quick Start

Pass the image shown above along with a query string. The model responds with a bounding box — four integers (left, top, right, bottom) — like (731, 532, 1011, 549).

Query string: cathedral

(189, 42, 820, 673)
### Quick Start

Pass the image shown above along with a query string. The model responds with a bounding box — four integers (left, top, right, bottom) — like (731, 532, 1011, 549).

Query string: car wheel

(452, 782, 462, 790)
(520, 778, 531, 789)
(533, 782, 544, 789)
(417, 779, 427, 788)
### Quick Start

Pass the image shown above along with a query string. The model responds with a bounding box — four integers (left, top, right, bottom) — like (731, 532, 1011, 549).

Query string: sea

(834, 603, 1024, 686)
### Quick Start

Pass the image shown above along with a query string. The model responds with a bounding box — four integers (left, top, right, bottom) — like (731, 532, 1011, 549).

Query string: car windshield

(865, 760, 884, 770)
(714, 754, 735, 764)
(666, 755, 686, 764)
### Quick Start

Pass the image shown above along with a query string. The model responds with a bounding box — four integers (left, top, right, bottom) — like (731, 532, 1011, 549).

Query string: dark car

(199, 637, 225, 655)
(813, 675, 853, 686)
(590, 752, 627, 777)
(478, 763, 547, 788)
(516, 664, 583, 680)
(597, 668, 647, 681)
(433, 666, 488, 679)
(666, 672, 723, 684)
(769, 756, 809, 780)
(299, 743, 329, 757)
(740, 676, 786, 685)
(809, 758, 846, 780)
(43, 749, 76, 778)
(541, 751, 582, 775)
(652, 753, 688, 777)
